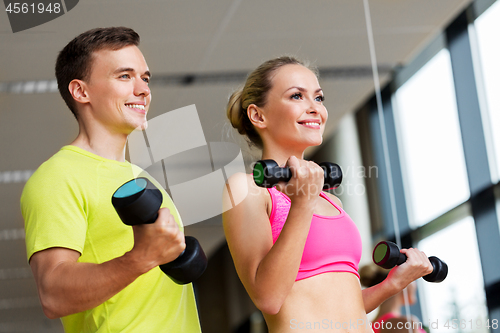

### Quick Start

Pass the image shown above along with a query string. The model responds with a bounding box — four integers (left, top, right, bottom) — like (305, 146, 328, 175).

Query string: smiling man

(20, 27, 202, 333)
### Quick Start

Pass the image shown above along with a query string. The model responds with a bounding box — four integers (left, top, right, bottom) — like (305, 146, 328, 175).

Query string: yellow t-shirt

(21, 145, 202, 333)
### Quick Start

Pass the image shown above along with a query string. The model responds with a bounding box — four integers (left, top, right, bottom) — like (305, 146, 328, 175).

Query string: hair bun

(227, 87, 246, 135)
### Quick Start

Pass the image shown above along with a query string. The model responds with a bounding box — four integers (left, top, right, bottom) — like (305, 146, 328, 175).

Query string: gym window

(418, 216, 488, 330)
(393, 49, 469, 228)
(474, 0, 500, 183)
(358, 2, 500, 330)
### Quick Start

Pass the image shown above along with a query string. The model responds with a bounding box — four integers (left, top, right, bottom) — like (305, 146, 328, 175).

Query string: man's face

(84, 45, 152, 133)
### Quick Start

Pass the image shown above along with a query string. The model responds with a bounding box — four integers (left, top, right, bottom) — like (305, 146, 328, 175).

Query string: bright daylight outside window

(474, 1, 500, 183)
(418, 217, 488, 333)
(394, 49, 470, 227)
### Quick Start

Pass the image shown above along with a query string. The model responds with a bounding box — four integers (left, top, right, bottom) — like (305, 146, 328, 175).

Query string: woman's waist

(267, 310, 371, 333)
(265, 272, 370, 333)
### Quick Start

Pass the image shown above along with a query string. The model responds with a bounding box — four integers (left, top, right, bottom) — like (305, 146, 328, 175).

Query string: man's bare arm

(30, 207, 185, 319)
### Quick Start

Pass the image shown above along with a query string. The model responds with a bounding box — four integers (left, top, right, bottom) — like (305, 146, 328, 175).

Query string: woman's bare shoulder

(223, 172, 269, 214)
(323, 191, 343, 208)
(225, 172, 253, 187)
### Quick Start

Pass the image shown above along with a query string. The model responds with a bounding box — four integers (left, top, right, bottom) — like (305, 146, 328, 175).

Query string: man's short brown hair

(55, 27, 140, 119)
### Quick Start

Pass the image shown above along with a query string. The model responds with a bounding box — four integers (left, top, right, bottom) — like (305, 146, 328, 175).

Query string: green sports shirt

(21, 145, 202, 333)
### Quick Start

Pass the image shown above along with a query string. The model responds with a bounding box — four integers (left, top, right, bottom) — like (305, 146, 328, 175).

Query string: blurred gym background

(1, 0, 499, 332)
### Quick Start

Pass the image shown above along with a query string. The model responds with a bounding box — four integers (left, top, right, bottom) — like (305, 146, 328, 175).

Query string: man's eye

(120, 74, 130, 79)
(142, 77, 150, 84)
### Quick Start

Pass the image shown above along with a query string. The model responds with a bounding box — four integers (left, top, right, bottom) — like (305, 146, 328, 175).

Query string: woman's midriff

(264, 272, 373, 333)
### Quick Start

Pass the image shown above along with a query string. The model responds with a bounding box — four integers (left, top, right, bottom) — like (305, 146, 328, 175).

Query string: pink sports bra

(267, 187, 362, 281)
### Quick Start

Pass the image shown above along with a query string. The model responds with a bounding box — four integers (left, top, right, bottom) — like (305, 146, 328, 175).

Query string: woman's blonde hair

(226, 56, 317, 149)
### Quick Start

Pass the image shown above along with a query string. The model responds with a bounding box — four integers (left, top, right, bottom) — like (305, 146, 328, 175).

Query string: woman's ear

(247, 104, 266, 129)
(68, 79, 90, 105)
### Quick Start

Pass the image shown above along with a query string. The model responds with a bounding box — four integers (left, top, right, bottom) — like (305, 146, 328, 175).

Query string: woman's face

(258, 64, 328, 150)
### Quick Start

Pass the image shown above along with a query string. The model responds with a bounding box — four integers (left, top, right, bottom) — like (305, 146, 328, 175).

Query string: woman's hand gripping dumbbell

(373, 241, 448, 283)
(112, 178, 207, 285)
(253, 159, 342, 190)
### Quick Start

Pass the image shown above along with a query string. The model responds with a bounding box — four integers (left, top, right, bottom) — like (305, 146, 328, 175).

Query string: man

(20, 27, 202, 332)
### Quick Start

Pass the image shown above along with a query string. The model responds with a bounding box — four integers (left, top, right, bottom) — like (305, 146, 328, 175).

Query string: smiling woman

(222, 57, 435, 333)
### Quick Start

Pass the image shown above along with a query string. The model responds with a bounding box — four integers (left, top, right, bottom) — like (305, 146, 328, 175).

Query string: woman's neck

(261, 145, 305, 166)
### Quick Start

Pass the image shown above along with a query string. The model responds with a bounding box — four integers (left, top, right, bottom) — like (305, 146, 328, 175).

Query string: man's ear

(247, 104, 266, 129)
(68, 79, 90, 105)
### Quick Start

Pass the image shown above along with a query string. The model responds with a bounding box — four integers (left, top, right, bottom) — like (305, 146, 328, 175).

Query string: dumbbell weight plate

(160, 236, 208, 285)
(423, 256, 448, 283)
(372, 241, 406, 269)
(112, 178, 162, 226)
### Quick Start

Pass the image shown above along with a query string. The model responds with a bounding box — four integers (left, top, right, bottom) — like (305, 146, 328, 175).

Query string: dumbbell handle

(253, 159, 342, 190)
(114, 206, 191, 260)
(373, 241, 448, 283)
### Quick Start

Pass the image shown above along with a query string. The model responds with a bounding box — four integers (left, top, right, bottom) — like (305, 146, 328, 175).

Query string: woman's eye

(291, 93, 302, 100)
(315, 95, 325, 102)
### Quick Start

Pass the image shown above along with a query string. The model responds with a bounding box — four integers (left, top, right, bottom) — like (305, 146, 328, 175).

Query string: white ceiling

(0, 0, 472, 331)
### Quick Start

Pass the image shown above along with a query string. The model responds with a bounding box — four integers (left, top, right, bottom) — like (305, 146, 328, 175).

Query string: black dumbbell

(253, 159, 342, 190)
(372, 241, 448, 283)
(111, 177, 207, 285)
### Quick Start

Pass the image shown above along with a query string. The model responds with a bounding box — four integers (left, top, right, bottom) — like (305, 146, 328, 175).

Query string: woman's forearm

(362, 278, 399, 314)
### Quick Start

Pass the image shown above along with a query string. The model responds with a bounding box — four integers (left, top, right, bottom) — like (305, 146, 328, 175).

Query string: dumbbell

(253, 159, 342, 190)
(372, 241, 448, 283)
(111, 177, 207, 285)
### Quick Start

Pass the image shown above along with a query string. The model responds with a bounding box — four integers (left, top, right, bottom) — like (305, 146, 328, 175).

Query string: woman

(360, 265, 427, 333)
(222, 56, 433, 333)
